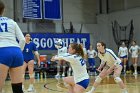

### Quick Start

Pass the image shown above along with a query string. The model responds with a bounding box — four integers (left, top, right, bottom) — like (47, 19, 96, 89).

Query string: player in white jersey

(129, 40, 140, 75)
(0, 1, 25, 93)
(56, 46, 68, 77)
(87, 44, 97, 75)
(86, 42, 128, 93)
(118, 42, 128, 74)
(51, 43, 89, 93)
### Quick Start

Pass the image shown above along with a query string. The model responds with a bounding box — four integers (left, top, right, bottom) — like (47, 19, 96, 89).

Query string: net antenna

(112, 20, 134, 47)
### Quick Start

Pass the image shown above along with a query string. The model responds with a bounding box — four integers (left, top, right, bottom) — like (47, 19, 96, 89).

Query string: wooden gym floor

(2, 74, 140, 93)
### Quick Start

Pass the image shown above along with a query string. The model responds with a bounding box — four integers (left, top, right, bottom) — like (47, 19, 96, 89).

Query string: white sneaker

(55, 73, 60, 78)
(133, 72, 138, 75)
(27, 85, 34, 92)
(62, 73, 65, 77)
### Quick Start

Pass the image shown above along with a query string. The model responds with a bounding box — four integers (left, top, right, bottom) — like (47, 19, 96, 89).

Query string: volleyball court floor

(2, 74, 140, 93)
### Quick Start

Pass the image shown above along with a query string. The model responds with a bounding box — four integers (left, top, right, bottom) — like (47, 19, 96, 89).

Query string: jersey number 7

(0, 23, 8, 32)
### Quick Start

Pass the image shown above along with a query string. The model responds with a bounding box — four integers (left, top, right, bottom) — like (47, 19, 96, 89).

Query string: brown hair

(97, 41, 106, 49)
(70, 43, 84, 58)
(0, 0, 5, 15)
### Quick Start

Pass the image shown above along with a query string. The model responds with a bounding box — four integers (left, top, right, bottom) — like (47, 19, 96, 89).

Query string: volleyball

(54, 39, 63, 49)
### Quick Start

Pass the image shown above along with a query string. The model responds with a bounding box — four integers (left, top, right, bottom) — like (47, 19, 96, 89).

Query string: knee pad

(114, 77, 122, 83)
(12, 83, 23, 93)
(95, 76, 102, 83)
(29, 73, 34, 78)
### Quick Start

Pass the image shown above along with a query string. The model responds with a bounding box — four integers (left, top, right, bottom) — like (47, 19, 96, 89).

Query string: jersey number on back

(80, 59, 85, 66)
(0, 23, 8, 32)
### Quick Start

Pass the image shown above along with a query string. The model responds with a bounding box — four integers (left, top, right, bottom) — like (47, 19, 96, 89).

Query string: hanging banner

(29, 33, 90, 50)
(44, 0, 61, 20)
(23, 0, 42, 19)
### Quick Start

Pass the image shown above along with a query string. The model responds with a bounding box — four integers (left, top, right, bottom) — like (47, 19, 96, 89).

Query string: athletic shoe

(27, 85, 34, 92)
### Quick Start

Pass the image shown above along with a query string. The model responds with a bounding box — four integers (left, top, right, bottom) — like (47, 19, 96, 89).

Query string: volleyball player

(0, 1, 25, 93)
(86, 42, 128, 93)
(87, 44, 97, 76)
(129, 40, 140, 75)
(22, 33, 40, 92)
(51, 43, 89, 93)
(118, 42, 128, 74)
(55, 45, 68, 77)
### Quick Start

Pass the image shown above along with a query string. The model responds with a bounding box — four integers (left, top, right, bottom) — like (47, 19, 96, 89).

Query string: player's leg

(113, 65, 128, 93)
(67, 62, 72, 76)
(86, 68, 108, 93)
(92, 58, 97, 75)
(134, 57, 138, 75)
(63, 76, 75, 93)
(123, 57, 127, 74)
(27, 60, 35, 92)
(120, 58, 125, 74)
(9, 47, 24, 93)
(62, 60, 66, 77)
(56, 60, 62, 77)
(88, 58, 92, 75)
(22, 62, 28, 90)
(74, 79, 89, 93)
(9, 66, 23, 93)
(0, 64, 9, 92)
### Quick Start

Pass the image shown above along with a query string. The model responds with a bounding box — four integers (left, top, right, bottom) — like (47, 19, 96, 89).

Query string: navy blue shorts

(120, 55, 127, 59)
(0, 47, 23, 67)
(24, 59, 34, 63)
(76, 79, 89, 89)
(88, 58, 95, 66)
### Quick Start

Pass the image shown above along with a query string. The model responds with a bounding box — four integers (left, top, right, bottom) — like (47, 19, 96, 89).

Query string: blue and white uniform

(0, 17, 25, 67)
(129, 45, 140, 58)
(23, 42, 38, 62)
(87, 49, 97, 66)
(55, 53, 89, 89)
(118, 47, 128, 58)
(57, 47, 67, 56)
(98, 48, 122, 68)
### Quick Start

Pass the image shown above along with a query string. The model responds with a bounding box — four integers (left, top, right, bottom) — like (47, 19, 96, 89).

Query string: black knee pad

(12, 83, 23, 93)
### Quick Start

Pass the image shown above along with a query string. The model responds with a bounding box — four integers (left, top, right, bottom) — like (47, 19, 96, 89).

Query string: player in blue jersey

(22, 33, 40, 92)
(51, 43, 89, 93)
(0, 1, 25, 93)
(86, 42, 128, 93)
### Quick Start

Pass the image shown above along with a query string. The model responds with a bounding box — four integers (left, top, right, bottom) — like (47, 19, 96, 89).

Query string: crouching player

(51, 43, 89, 93)
(86, 42, 128, 93)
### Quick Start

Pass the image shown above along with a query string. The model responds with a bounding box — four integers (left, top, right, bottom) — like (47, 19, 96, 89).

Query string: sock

(134, 64, 137, 73)
(124, 65, 126, 72)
